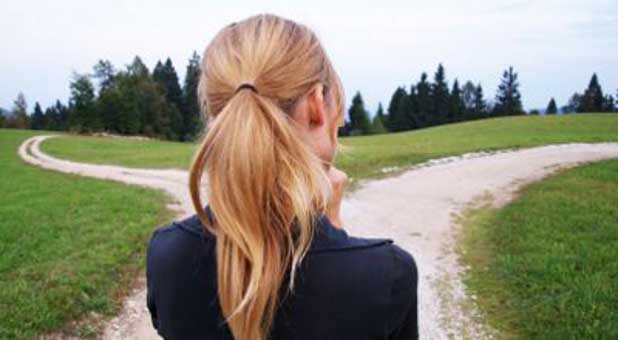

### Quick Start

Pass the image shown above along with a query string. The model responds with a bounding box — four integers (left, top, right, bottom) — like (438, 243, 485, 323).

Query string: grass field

(459, 160, 618, 339)
(0, 129, 173, 339)
(6, 113, 618, 338)
(41, 114, 618, 179)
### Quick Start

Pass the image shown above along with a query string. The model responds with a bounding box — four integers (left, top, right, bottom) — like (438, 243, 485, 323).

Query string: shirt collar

(175, 205, 392, 253)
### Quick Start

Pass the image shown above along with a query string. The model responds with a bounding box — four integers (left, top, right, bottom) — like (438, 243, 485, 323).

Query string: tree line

(1, 60, 616, 139)
(339, 64, 618, 136)
(1, 53, 202, 141)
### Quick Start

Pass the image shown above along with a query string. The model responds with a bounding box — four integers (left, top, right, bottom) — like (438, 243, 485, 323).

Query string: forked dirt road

(19, 135, 618, 339)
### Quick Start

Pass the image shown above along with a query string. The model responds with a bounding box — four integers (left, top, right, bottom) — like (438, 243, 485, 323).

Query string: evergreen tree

(97, 69, 175, 138)
(546, 98, 558, 114)
(153, 58, 184, 110)
(396, 92, 414, 130)
(386, 87, 409, 132)
(563, 93, 582, 114)
(30, 102, 46, 130)
(0, 108, 5, 128)
(461, 81, 477, 117)
(68, 73, 100, 132)
(430, 64, 450, 125)
(370, 103, 387, 134)
(473, 84, 487, 118)
(182, 51, 202, 141)
(55, 100, 69, 130)
(347, 91, 371, 135)
(494, 66, 523, 115)
(43, 100, 69, 131)
(43, 105, 57, 130)
(93, 60, 115, 92)
(449, 79, 465, 122)
(6, 92, 29, 129)
(406, 85, 419, 129)
(153, 58, 184, 137)
(415, 73, 431, 128)
(128, 56, 150, 78)
(97, 81, 126, 132)
(375, 102, 386, 125)
(578, 73, 604, 113)
(603, 95, 615, 112)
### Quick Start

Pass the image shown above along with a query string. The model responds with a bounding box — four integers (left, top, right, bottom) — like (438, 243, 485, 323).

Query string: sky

(1, 0, 617, 114)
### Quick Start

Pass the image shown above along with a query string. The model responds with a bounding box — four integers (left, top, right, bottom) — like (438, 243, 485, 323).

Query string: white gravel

(19, 135, 618, 339)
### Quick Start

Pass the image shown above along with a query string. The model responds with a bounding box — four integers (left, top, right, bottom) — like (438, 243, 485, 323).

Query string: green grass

(41, 114, 618, 179)
(459, 160, 618, 339)
(0, 129, 173, 339)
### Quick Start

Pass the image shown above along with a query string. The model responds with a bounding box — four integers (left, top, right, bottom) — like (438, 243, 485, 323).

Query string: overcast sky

(1, 0, 617, 114)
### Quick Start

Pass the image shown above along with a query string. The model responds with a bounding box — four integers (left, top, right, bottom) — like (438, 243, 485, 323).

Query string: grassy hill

(0, 129, 173, 338)
(460, 159, 618, 339)
(41, 114, 618, 179)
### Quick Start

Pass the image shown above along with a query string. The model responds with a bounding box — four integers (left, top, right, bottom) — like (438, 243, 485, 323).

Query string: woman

(146, 13, 418, 340)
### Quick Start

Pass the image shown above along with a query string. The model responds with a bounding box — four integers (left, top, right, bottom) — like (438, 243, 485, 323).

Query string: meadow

(0, 129, 173, 338)
(459, 159, 618, 339)
(2, 113, 617, 338)
(41, 114, 618, 179)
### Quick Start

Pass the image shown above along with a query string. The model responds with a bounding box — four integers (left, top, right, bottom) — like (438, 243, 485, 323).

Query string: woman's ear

(307, 83, 326, 128)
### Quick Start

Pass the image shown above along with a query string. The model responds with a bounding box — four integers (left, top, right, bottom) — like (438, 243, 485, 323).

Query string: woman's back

(147, 206, 418, 339)
(149, 13, 419, 339)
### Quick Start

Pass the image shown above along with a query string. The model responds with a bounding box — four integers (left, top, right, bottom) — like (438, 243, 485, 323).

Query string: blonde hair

(188, 14, 345, 340)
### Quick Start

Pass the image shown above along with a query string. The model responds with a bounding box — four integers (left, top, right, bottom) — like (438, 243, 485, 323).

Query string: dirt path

(19, 136, 618, 339)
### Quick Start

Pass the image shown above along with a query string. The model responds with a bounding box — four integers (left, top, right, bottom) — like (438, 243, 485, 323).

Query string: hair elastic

(235, 83, 258, 94)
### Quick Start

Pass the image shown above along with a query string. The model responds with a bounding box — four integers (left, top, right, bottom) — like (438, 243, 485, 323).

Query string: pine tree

(44, 100, 69, 130)
(449, 79, 465, 122)
(386, 87, 408, 132)
(546, 98, 558, 114)
(0, 108, 5, 128)
(473, 84, 487, 118)
(461, 81, 476, 118)
(182, 51, 202, 141)
(153, 58, 184, 110)
(93, 60, 115, 92)
(153, 58, 184, 138)
(415, 73, 431, 128)
(7, 92, 30, 129)
(406, 85, 419, 129)
(128, 56, 150, 77)
(564, 93, 582, 114)
(396, 92, 414, 130)
(375, 102, 386, 125)
(347, 91, 371, 135)
(69, 73, 100, 132)
(30, 102, 46, 130)
(578, 73, 604, 113)
(603, 95, 616, 112)
(43, 105, 58, 130)
(370, 103, 387, 134)
(430, 64, 450, 125)
(494, 66, 523, 116)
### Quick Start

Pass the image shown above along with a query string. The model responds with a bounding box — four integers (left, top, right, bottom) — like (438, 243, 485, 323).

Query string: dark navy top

(146, 206, 418, 339)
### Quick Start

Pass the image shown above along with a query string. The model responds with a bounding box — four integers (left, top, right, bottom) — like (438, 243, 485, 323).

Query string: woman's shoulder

(306, 215, 418, 296)
(146, 214, 215, 269)
(311, 215, 417, 275)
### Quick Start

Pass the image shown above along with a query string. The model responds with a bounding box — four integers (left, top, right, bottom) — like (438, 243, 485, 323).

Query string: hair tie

(235, 83, 258, 94)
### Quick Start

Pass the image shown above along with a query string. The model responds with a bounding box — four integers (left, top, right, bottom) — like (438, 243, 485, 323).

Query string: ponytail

(189, 87, 332, 339)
